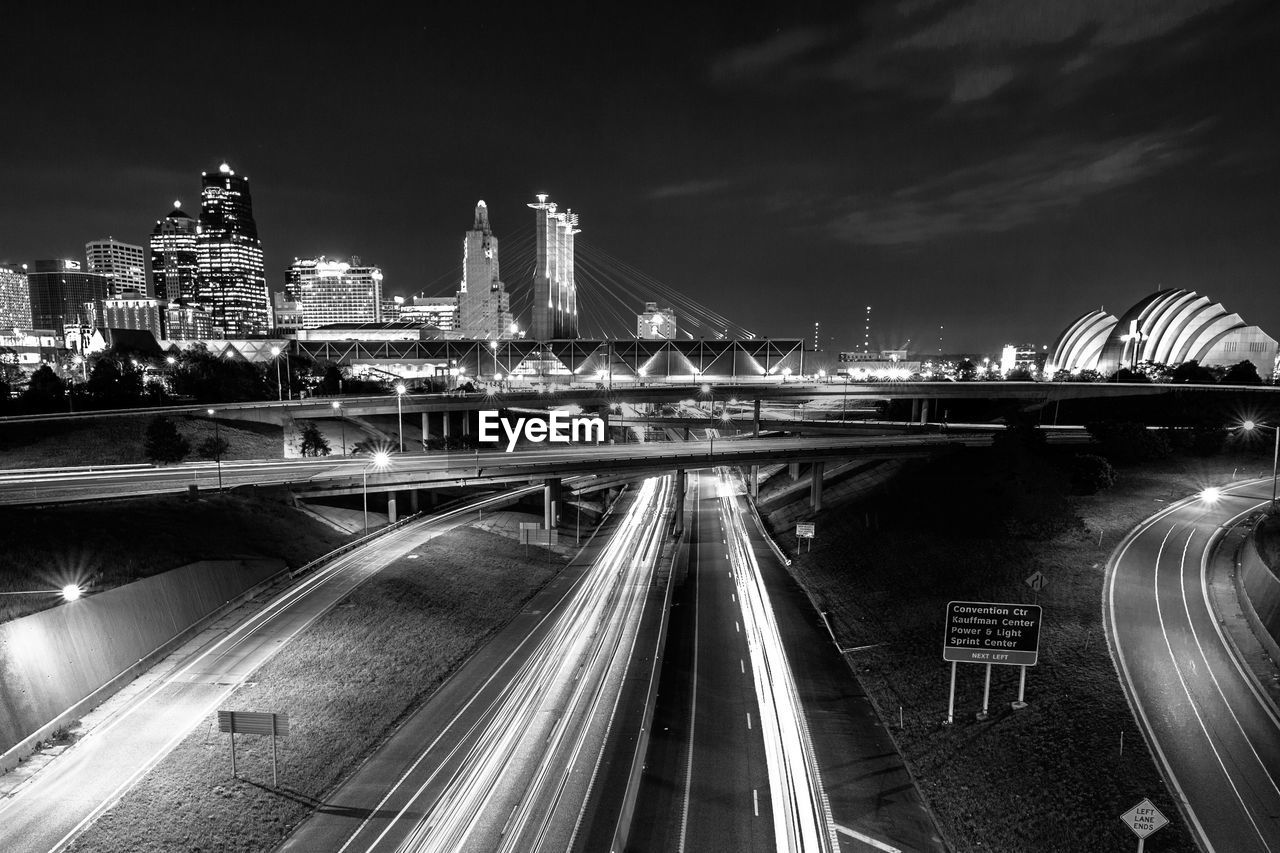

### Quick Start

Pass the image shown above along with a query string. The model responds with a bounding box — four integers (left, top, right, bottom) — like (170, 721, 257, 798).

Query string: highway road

(0, 487, 540, 853)
(280, 476, 673, 853)
(1107, 478, 1280, 852)
(0, 434, 969, 506)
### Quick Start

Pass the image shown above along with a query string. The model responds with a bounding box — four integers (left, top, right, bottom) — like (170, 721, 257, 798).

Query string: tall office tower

(295, 256, 383, 328)
(27, 260, 110, 333)
(0, 263, 32, 328)
(197, 162, 267, 336)
(456, 200, 513, 339)
(85, 238, 146, 296)
(164, 298, 215, 339)
(150, 201, 200, 303)
(527, 194, 579, 340)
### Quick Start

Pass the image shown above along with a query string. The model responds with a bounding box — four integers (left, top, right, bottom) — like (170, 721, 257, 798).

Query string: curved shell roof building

(1047, 289, 1276, 378)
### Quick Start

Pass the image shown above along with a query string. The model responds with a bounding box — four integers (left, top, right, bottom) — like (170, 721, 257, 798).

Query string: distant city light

(1199, 487, 1222, 503)
(61, 584, 83, 602)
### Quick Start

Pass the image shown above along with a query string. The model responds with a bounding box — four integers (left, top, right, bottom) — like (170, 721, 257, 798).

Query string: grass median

(780, 450, 1266, 853)
(64, 524, 567, 853)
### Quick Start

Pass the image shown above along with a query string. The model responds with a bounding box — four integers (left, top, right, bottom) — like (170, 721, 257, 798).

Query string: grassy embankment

(64, 525, 568, 853)
(782, 449, 1270, 853)
(0, 495, 349, 623)
(0, 414, 281, 469)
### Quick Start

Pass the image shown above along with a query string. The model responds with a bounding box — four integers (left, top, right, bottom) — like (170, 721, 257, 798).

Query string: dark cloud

(825, 127, 1203, 245)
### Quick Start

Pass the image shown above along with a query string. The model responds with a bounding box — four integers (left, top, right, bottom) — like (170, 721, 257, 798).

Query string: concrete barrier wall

(0, 559, 282, 755)
(1238, 531, 1280, 660)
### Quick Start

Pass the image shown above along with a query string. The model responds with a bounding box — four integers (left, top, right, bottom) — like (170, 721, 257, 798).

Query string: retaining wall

(0, 559, 282, 757)
(1238, 529, 1280, 663)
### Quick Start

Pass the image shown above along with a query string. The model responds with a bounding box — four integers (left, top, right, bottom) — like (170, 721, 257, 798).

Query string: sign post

(942, 601, 1042, 722)
(218, 710, 290, 786)
(1120, 798, 1169, 852)
(796, 522, 815, 552)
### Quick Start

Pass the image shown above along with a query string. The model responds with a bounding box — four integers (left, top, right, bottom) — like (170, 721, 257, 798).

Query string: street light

(207, 409, 223, 492)
(1242, 420, 1280, 511)
(270, 346, 283, 401)
(0, 584, 83, 601)
(332, 400, 346, 455)
(363, 451, 392, 535)
(701, 382, 715, 457)
(395, 383, 407, 452)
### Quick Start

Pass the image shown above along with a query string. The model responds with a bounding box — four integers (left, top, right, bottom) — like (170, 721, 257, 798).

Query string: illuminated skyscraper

(293, 256, 383, 328)
(85, 238, 146, 296)
(0, 263, 32, 329)
(196, 162, 267, 335)
(528, 194, 579, 340)
(27, 260, 110, 334)
(456, 200, 513, 339)
(150, 201, 199, 303)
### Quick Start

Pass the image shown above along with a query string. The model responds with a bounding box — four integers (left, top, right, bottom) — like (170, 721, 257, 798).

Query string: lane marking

(741, 659, 745, 674)
(677, 479, 702, 853)
(753, 788, 759, 817)
(735, 621, 740, 633)
(747, 712, 752, 730)
(835, 823, 903, 853)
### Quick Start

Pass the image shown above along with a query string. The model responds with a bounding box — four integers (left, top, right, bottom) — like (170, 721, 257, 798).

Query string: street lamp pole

(332, 400, 346, 455)
(271, 346, 283, 401)
(1242, 420, 1279, 512)
(395, 383, 406, 453)
(207, 408, 222, 492)
(363, 451, 391, 535)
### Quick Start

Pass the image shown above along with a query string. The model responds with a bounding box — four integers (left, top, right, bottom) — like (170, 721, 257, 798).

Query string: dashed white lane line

(834, 822, 903, 852)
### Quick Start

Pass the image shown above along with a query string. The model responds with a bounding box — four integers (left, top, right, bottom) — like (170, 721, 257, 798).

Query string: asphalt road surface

(1107, 478, 1280, 853)
(280, 477, 673, 853)
(0, 488, 539, 853)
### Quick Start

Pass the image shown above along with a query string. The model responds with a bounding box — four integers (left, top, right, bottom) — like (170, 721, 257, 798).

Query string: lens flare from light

(1200, 487, 1222, 503)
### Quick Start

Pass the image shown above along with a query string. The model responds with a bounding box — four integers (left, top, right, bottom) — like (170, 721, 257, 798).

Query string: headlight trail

(716, 468, 839, 853)
(359, 476, 672, 853)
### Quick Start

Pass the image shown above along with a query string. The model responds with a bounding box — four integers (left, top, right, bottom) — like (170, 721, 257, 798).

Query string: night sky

(3, 1, 1279, 353)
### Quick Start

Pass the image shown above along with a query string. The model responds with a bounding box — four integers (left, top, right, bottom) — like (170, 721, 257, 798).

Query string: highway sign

(1025, 571, 1048, 592)
(942, 601, 1042, 666)
(796, 522, 815, 539)
(218, 710, 289, 736)
(1120, 798, 1168, 839)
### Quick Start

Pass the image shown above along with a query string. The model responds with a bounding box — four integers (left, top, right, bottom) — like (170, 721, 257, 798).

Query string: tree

(299, 421, 331, 457)
(197, 435, 229, 461)
(1170, 360, 1216, 384)
(955, 359, 977, 381)
(1075, 369, 1104, 383)
(86, 356, 145, 405)
(1071, 454, 1116, 494)
(1051, 369, 1073, 382)
(144, 416, 189, 464)
(318, 364, 345, 396)
(22, 365, 65, 409)
(1222, 360, 1263, 386)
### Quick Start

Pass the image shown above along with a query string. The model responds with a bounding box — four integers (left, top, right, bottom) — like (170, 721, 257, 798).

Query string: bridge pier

(750, 464, 759, 500)
(920, 400, 929, 425)
(789, 461, 801, 480)
(910, 398, 921, 424)
(408, 489, 419, 514)
(810, 461, 825, 511)
(674, 469, 686, 534)
(421, 412, 430, 442)
(544, 477, 561, 529)
(753, 399, 761, 437)
(387, 493, 398, 524)
(461, 411, 470, 437)
(443, 411, 451, 440)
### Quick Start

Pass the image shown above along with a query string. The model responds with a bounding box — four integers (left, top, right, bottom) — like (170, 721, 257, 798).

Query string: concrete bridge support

(789, 461, 801, 480)
(910, 398, 921, 424)
(750, 464, 760, 500)
(421, 412, 430, 441)
(674, 469, 686, 534)
(461, 411, 470, 436)
(387, 493, 398, 524)
(753, 399, 761, 437)
(544, 477, 562, 529)
(810, 461, 825, 511)
(408, 490, 420, 514)
(443, 411, 452, 440)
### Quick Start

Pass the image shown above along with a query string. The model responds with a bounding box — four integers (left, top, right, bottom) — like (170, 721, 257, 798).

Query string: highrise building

(400, 295, 458, 330)
(27, 260, 110, 336)
(272, 292, 304, 334)
(528, 194, 579, 340)
(85, 238, 146, 296)
(456, 200, 513, 339)
(164, 299, 216, 339)
(638, 302, 676, 340)
(197, 162, 267, 336)
(100, 293, 164, 338)
(0, 263, 32, 329)
(294, 256, 383, 328)
(150, 201, 200, 303)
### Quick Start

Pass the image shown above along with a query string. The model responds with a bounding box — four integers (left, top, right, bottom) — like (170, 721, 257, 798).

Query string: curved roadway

(1107, 478, 1280, 852)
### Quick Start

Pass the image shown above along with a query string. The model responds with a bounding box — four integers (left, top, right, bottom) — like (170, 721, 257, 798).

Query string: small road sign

(218, 710, 289, 786)
(943, 601, 1042, 666)
(796, 522, 815, 539)
(1121, 798, 1169, 840)
(1025, 571, 1048, 592)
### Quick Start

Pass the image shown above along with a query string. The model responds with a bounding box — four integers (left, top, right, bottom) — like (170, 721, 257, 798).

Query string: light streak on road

(352, 476, 673, 853)
(715, 468, 839, 853)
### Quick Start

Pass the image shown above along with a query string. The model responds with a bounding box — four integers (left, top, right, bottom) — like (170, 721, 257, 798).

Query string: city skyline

(2, 3, 1279, 352)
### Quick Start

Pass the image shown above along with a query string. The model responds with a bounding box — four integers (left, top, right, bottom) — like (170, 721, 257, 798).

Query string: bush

(143, 416, 189, 464)
(1071, 454, 1116, 494)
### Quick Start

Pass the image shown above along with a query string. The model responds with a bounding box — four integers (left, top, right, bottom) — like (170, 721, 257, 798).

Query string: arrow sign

(1120, 798, 1168, 839)
(1025, 571, 1048, 593)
